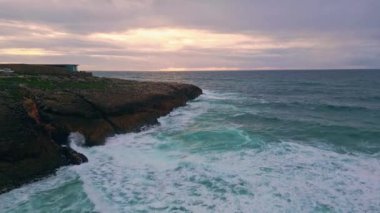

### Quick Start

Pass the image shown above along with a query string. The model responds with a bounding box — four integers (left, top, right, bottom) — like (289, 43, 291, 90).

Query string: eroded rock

(0, 71, 202, 193)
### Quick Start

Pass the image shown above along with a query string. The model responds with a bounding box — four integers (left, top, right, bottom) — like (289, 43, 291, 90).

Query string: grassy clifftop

(0, 69, 202, 193)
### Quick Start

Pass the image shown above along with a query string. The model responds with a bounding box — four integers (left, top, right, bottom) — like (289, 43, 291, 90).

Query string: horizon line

(88, 68, 380, 72)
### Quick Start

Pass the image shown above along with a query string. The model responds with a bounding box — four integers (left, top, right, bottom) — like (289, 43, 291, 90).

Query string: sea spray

(1, 70, 380, 212)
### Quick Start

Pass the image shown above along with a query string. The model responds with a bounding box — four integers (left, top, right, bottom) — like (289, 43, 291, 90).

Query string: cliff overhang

(0, 70, 202, 193)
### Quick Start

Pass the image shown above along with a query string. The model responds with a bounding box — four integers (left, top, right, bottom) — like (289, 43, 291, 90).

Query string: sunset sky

(0, 0, 379, 71)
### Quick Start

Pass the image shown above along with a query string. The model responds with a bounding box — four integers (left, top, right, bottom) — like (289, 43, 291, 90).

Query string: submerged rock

(60, 146, 88, 165)
(0, 69, 202, 193)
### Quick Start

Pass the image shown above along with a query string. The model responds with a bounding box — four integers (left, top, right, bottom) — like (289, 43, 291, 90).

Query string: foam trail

(1, 73, 380, 213)
(68, 93, 380, 212)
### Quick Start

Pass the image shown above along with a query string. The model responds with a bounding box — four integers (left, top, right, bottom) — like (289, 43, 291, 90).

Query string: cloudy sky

(0, 0, 379, 71)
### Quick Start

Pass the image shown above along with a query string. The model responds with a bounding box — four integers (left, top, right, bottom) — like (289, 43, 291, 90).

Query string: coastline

(0, 67, 202, 193)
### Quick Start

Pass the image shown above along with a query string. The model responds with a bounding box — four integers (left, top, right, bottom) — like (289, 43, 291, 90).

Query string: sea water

(1, 70, 379, 212)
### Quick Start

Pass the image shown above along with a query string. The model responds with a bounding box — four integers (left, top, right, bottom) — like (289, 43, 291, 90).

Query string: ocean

(1, 70, 379, 212)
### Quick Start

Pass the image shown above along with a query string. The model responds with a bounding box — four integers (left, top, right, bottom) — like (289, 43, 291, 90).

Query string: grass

(0, 76, 55, 90)
(0, 75, 108, 100)
(0, 75, 107, 90)
(58, 81, 107, 90)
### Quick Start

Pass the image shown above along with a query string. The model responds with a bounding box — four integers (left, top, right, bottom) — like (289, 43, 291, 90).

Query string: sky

(0, 0, 379, 71)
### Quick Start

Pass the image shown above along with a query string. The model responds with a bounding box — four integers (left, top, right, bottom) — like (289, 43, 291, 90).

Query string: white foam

(72, 163, 118, 213)
(207, 141, 380, 212)
(68, 132, 86, 147)
(201, 89, 243, 101)
(72, 91, 380, 212)
(0, 167, 89, 212)
(2, 90, 379, 212)
(69, 95, 380, 212)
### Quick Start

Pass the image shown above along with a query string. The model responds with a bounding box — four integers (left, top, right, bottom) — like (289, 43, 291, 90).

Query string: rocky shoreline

(0, 68, 202, 193)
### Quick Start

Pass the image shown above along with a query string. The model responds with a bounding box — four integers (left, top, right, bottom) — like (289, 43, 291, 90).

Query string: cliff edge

(0, 70, 202, 193)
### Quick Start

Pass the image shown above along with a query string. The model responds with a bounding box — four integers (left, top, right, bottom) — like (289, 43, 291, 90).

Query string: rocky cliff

(0, 70, 202, 193)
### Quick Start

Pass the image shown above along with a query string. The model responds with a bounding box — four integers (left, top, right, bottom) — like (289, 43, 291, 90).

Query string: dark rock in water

(60, 146, 88, 165)
(0, 69, 202, 193)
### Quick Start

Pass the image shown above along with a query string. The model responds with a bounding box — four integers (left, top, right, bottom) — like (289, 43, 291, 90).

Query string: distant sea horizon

(89, 68, 380, 72)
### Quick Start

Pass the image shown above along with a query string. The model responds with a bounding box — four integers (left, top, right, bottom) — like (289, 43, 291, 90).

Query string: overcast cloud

(0, 0, 379, 70)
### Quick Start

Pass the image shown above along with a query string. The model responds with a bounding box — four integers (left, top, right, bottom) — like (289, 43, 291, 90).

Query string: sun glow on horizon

(158, 66, 282, 72)
(90, 28, 254, 52)
(89, 27, 314, 53)
(0, 20, 333, 70)
(159, 67, 241, 72)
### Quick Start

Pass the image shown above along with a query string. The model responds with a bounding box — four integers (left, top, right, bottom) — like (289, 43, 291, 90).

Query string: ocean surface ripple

(1, 70, 379, 212)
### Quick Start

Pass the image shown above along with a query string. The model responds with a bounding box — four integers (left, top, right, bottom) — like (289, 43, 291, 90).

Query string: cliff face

(0, 71, 202, 193)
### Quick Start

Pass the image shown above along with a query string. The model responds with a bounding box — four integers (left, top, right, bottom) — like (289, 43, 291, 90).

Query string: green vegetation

(0, 75, 107, 91)
(58, 80, 107, 90)
(0, 75, 108, 101)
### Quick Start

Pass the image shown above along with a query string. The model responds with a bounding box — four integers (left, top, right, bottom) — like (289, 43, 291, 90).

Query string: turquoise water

(1, 70, 380, 212)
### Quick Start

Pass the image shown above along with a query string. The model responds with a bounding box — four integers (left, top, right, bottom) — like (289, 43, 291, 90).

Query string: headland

(0, 64, 202, 193)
